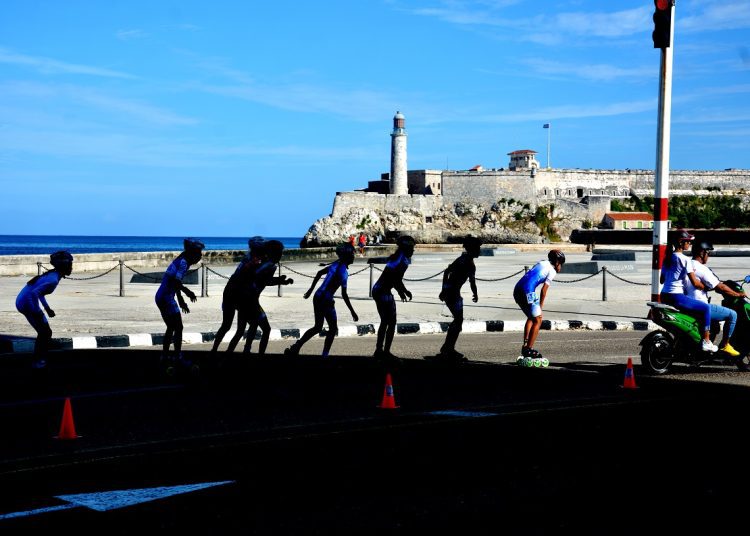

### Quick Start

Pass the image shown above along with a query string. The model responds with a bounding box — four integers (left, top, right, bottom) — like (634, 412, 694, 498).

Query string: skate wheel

(164, 365, 177, 377)
(532, 358, 542, 367)
(522, 357, 533, 367)
(516, 356, 525, 365)
(540, 358, 549, 367)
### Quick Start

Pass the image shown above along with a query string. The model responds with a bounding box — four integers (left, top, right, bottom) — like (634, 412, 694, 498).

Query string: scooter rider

(660, 231, 717, 352)
(686, 241, 746, 357)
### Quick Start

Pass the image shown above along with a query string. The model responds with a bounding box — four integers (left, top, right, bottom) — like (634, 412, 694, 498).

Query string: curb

(0, 319, 657, 354)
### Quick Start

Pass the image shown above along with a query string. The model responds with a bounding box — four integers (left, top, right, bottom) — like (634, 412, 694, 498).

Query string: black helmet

(548, 249, 566, 265)
(336, 243, 356, 259)
(675, 230, 695, 243)
(183, 238, 205, 251)
(50, 250, 73, 268)
(692, 241, 714, 257)
(247, 236, 265, 252)
(263, 239, 284, 257)
(396, 235, 416, 249)
(462, 236, 482, 252)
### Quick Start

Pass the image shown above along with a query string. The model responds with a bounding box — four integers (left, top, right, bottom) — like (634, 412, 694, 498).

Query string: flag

(543, 123, 550, 128)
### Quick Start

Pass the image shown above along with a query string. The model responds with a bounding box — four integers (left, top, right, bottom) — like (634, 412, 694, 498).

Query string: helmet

(50, 250, 73, 268)
(675, 230, 695, 243)
(462, 236, 482, 252)
(263, 239, 284, 258)
(247, 236, 265, 252)
(548, 249, 566, 265)
(336, 243, 356, 259)
(396, 235, 416, 249)
(692, 241, 714, 257)
(183, 238, 205, 251)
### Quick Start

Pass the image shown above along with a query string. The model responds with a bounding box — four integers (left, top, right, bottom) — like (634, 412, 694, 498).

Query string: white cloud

(680, 1, 750, 32)
(0, 47, 136, 79)
(116, 29, 147, 40)
(475, 99, 656, 123)
(521, 58, 653, 82)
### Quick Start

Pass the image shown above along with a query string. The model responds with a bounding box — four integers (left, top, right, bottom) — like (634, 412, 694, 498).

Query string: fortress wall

(331, 191, 443, 218)
(630, 170, 750, 191)
(442, 172, 536, 206)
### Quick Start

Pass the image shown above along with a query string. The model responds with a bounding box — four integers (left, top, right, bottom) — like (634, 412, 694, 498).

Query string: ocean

(0, 235, 302, 256)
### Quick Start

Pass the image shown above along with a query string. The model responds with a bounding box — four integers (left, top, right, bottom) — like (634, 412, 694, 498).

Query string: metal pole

(547, 123, 551, 169)
(37, 262, 42, 276)
(650, 0, 675, 303)
(369, 263, 374, 298)
(119, 259, 125, 297)
(200, 263, 206, 298)
(278, 264, 283, 297)
(204, 263, 209, 297)
(602, 266, 607, 302)
(524, 265, 529, 274)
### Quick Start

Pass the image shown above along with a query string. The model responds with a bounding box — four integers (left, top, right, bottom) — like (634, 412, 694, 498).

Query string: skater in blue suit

(155, 238, 204, 362)
(513, 249, 565, 360)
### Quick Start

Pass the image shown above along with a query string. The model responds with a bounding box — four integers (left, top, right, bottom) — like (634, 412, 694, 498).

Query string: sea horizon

(0, 235, 302, 256)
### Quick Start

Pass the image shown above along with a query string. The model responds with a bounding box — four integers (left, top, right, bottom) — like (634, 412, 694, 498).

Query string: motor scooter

(639, 275, 750, 375)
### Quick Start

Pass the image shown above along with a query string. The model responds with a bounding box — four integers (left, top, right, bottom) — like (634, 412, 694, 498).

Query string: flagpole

(547, 123, 551, 169)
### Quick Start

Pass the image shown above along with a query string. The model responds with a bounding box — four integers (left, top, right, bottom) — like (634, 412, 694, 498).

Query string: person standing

(512, 249, 565, 360)
(435, 236, 481, 362)
(358, 232, 367, 256)
(15, 250, 73, 368)
(371, 235, 415, 360)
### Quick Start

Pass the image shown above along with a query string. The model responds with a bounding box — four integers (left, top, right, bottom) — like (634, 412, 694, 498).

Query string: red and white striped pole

(650, 0, 675, 302)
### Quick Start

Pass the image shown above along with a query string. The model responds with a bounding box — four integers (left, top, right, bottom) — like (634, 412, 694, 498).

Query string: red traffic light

(656, 0, 669, 10)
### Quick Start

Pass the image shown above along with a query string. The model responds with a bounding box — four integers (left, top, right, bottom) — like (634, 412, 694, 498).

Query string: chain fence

(20, 258, 671, 302)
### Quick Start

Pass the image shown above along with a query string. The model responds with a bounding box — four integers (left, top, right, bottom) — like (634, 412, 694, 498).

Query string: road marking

(429, 410, 498, 418)
(0, 481, 234, 520)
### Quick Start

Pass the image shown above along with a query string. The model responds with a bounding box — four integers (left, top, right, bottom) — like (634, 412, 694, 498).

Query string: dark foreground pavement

(1, 349, 749, 534)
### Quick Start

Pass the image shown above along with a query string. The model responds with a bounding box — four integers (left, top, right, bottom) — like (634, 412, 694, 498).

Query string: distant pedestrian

(284, 243, 358, 357)
(241, 239, 293, 355)
(435, 236, 481, 362)
(210, 237, 265, 353)
(15, 250, 73, 368)
(512, 249, 565, 360)
(358, 232, 367, 256)
(371, 235, 415, 360)
(155, 238, 204, 362)
(348, 234, 356, 250)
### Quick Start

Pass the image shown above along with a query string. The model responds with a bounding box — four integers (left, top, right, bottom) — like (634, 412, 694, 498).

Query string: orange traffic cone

(378, 373, 399, 409)
(622, 358, 638, 390)
(55, 397, 80, 440)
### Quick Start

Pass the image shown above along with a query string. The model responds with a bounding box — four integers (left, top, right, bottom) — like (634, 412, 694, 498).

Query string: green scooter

(639, 275, 750, 375)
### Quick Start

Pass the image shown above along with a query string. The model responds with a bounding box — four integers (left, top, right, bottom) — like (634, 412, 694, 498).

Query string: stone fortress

(301, 112, 750, 247)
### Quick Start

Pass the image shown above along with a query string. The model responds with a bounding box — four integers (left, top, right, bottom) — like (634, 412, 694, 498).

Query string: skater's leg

(243, 319, 259, 353)
(321, 306, 337, 357)
(211, 304, 236, 352)
(226, 309, 247, 353)
(171, 314, 184, 356)
(257, 317, 271, 355)
(441, 298, 463, 354)
(295, 300, 326, 351)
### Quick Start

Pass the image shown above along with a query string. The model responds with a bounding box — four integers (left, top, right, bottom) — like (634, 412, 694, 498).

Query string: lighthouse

(390, 111, 408, 195)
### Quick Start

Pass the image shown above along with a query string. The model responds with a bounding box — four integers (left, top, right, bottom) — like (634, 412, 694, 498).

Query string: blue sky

(1, 1, 749, 237)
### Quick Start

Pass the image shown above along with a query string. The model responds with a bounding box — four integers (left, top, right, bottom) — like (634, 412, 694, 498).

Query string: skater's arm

(341, 287, 359, 322)
(469, 271, 478, 303)
(176, 289, 190, 314)
(439, 262, 453, 301)
(268, 275, 294, 286)
(394, 279, 412, 302)
(304, 268, 327, 299)
(539, 282, 550, 309)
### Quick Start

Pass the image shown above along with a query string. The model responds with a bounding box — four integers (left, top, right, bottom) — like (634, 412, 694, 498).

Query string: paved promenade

(2, 244, 749, 352)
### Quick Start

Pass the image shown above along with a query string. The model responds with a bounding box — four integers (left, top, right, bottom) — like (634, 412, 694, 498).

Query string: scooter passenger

(660, 231, 717, 352)
(685, 241, 746, 357)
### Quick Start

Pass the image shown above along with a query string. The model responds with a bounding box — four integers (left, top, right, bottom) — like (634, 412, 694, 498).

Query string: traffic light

(652, 0, 672, 49)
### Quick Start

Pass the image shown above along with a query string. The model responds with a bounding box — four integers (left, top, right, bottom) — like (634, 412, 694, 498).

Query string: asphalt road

(2, 331, 749, 534)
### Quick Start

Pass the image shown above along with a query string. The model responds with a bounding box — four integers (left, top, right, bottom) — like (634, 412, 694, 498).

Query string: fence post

(369, 263, 374, 298)
(278, 264, 283, 297)
(602, 266, 608, 302)
(201, 263, 206, 298)
(204, 263, 209, 297)
(524, 265, 529, 274)
(119, 259, 125, 297)
(37, 262, 42, 276)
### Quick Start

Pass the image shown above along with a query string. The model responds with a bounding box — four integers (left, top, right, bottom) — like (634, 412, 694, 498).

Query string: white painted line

(502, 320, 526, 332)
(127, 334, 153, 347)
(430, 410, 498, 418)
(181, 333, 203, 345)
(462, 321, 487, 333)
(337, 325, 358, 338)
(418, 322, 443, 334)
(268, 329, 283, 341)
(548, 320, 569, 331)
(72, 336, 97, 350)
